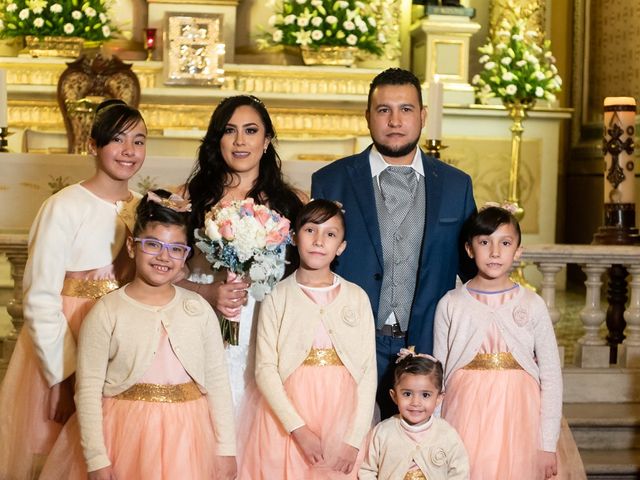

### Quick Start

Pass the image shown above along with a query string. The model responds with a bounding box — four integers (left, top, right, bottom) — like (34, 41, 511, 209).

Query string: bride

(181, 95, 305, 410)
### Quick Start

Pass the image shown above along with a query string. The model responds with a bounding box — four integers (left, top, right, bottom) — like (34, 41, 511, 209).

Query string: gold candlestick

(504, 99, 534, 221)
(424, 139, 448, 160)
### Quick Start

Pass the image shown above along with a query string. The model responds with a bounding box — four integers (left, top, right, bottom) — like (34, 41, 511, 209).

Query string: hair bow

(147, 191, 192, 213)
(480, 201, 518, 215)
(396, 346, 439, 364)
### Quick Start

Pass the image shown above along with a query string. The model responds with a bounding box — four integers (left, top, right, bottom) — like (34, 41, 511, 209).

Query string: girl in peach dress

(434, 205, 584, 480)
(238, 199, 377, 479)
(40, 190, 236, 479)
(0, 100, 145, 480)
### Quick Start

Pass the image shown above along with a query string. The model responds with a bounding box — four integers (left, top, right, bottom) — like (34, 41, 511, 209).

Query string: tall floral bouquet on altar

(194, 198, 292, 344)
(472, 0, 561, 106)
(260, 0, 384, 56)
(0, 0, 116, 40)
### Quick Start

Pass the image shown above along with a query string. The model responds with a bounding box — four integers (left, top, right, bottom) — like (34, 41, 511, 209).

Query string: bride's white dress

(225, 294, 259, 413)
(187, 269, 259, 415)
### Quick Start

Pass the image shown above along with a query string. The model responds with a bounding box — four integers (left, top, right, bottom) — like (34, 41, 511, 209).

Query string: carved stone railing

(0, 233, 28, 378)
(520, 244, 640, 368)
(0, 238, 639, 378)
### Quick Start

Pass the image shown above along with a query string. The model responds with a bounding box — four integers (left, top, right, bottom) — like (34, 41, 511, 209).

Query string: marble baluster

(620, 264, 640, 367)
(576, 263, 610, 367)
(538, 262, 564, 325)
(537, 262, 565, 366)
(0, 235, 28, 380)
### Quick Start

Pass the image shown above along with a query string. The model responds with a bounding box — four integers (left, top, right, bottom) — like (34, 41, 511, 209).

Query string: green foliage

(0, 0, 116, 40)
(261, 0, 384, 56)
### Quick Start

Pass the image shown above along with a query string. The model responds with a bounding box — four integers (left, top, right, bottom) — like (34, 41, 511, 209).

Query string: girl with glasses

(0, 99, 146, 479)
(41, 189, 237, 480)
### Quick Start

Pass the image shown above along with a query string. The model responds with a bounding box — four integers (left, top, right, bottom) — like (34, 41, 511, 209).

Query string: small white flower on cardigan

(183, 298, 203, 316)
(341, 306, 357, 326)
(513, 305, 529, 326)
(430, 446, 447, 466)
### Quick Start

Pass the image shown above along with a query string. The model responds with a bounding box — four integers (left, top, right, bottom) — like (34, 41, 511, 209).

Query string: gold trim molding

(2, 58, 377, 94)
(8, 100, 369, 137)
(2, 57, 377, 137)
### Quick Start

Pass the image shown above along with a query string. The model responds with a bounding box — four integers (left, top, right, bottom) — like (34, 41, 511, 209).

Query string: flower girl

(238, 199, 377, 479)
(360, 348, 469, 479)
(0, 99, 145, 479)
(40, 190, 236, 479)
(434, 205, 562, 479)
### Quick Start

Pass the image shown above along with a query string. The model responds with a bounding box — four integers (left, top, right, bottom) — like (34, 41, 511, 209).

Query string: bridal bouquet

(194, 198, 292, 343)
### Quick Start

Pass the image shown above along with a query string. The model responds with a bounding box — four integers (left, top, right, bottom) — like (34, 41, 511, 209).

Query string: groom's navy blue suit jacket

(311, 146, 476, 354)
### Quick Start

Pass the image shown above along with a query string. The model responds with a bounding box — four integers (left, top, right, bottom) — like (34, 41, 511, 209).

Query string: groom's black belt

(377, 323, 406, 338)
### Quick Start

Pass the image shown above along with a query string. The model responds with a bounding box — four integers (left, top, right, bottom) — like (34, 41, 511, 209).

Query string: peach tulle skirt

(442, 368, 541, 480)
(238, 365, 366, 480)
(0, 295, 95, 480)
(40, 394, 220, 479)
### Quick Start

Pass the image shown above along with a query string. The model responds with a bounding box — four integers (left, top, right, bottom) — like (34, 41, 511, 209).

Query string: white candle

(426, 75, 443, 140)
(0, 69, 7, 128)
(603, 96, 636, 204)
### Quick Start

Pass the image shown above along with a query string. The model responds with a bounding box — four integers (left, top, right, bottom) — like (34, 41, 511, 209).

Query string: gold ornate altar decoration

(57, 54, 140, 154)
(490, 0, 545, 33)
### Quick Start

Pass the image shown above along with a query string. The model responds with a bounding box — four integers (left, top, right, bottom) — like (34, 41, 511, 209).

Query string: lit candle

(145, 28, 157, 50)
(0, 69, 7, 128)
(426, 75, 443, 140)
(603, 97, 636, 204)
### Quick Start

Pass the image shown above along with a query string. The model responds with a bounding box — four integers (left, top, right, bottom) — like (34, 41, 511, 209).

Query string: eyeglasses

(133, 238, 191, 260)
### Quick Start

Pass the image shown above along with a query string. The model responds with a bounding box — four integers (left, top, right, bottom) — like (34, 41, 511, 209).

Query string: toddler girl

(0, 99, 145, 479)
(238, 199, 377, 479)
(433, 206, 562, 479)
(360, 348, 469, 479)
(40, 190, 236, 479)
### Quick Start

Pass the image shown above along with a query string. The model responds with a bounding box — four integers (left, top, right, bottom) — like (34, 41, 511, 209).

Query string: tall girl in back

(238, 199, 377, 479)
(433, 206, 562, 479)
(40, 190, 236, 479)
(0, 100, 146, 479)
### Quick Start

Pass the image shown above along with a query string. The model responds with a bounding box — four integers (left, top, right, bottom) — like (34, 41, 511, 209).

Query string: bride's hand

(211, 279, 249, 317)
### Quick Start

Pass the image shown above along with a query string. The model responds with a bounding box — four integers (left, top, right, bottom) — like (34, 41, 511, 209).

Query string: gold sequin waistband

(463, 352, 523, 370)
(302, 348, 343, 367)
(61, 278, 120, 299)
(114, 382, 202, 403)
(404, 470, 427, 480)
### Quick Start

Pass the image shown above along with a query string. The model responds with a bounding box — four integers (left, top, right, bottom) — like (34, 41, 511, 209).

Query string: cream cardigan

(359, 416, 470, 480)
(23, 183, 139, 387)
(433, 284, 562, 452)
(75, 286, 236, 472)
(255, 273, 377, 448)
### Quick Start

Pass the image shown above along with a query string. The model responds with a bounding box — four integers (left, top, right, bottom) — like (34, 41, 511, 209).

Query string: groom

(311, 68, 476, 417)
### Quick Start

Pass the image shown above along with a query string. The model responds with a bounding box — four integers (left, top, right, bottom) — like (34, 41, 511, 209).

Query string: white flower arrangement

(472, 0, 561, 105)
(260, 0, 384, 55)
(0, 0, 116, 41)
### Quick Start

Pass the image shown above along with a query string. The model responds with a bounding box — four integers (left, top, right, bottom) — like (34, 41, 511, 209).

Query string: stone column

(0, 234, 28, 379)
